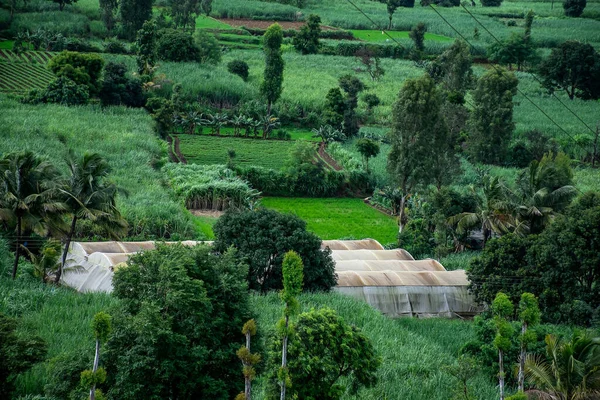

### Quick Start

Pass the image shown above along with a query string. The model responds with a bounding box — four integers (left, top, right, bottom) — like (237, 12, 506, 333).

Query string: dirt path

(173, 136, 187, 164)
(318, 142, 343, 171)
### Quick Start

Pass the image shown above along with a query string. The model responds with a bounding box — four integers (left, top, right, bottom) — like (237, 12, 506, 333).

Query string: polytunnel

(60, 238, 482, 318)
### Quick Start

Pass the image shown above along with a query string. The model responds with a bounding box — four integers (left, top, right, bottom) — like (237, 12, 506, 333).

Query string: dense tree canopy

(293, 14, 321, 55)
(213, 208, 336, 292)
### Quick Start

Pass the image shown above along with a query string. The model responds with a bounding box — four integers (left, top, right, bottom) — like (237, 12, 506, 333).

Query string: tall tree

(292, 14, 321, 55)
(517, 293, 540, 393)
(356, 138, 380, 173)
(0, 152, 63, 279)
(135, 19, 158, 75)
(81, 312, 112, 400)
(278, 251, 303, 400)
(56, 152, 127, 284)
(170, 0, 200, 31)
(387, 74, 447, 233)
(338, 74, 365, 137)
(51, 0, 78, 11)
(374, 0, 415, 30)
(539, 40, 600, 100)
(491, 292, 514, 400)
(99, 0, 118, 33)
(323, 87, 345, 128)
(427, 39, 474, 97)
(261, 24, 284, 116)
(236, 320, 260, 400)
(467, 68, 518, 164)
(120, 0, 153, 40)
(409, 22, 427, 53)
(563, 0, 587, 17)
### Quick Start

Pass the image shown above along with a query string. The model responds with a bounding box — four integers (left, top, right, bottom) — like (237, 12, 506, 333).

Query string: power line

(427, 5, 588, 151)
(344, 0, 407, 50)
(459, 4, 596, 136)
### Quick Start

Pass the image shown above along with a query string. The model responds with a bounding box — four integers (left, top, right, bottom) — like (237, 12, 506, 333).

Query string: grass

(351, 29, 454, 42)
(0, 95, 199, 240)
(195, 14, 236, 30)
(260, 197, 399, 245)
(176, 134, 297, 169)
(251, 292, 499, 399)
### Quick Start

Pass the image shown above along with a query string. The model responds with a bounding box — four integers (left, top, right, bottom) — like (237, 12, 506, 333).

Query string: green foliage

(409, 22, 427, 52)
(99, 62, 145, 107)
(228, 60, 250, 81)
(47, 51, 104, 96)
(91, 312, 111, 343)
(293, 14, 321, 55)
(0, 313, 47, 398)
(427, 40, 473, 96)
(281, 250, 303, 317)
(194, 30, 223, 64)
(26, 76, 90, 106)
(443, 355, 479, 400)
(355, 138, 380, 172)
(136, 19, 157, 75)
(157, 29, 201, 62)
(518, 293, 541, 328)
(539, 40, 600, 100)
(563, 0, 587, 17)
(50, 0, 78, 11)
(105, 244, 251, 399)
(338, 74, 365, 137)
(213, 208, 336, 292)
(120, 0, 153, 40)
(170, 0, 201, 30)
(398, 218, 435, 258)
(44, 350, 93, 399)
(488, 33, 539, 72)
(480, 0, 503, 6)
(282, 307, 380, 399)
(99, 0, 118, 33)
(261, 24, 284, 113)
(323, 87, 345, 128)
(467, 69, 518, 164)
(80, 367, 107, 386)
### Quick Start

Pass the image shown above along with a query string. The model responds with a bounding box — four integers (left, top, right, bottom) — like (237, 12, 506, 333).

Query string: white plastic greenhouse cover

(331, 249, 415, 261)
(335, 259, 445, 272)
(322, 239, 384, 250)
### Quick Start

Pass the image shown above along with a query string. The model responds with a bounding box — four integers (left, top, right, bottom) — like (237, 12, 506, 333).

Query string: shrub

(157, 29, 201, 62)
(25, 76, 90, 106)
(563, 0, 586, 17)
(99, 62, 145, 107)
(213, 208, 337, 292)
(480, 0, 503, 6)
(227, 60, 250, 81)
(195, 30, 222, 64)
(48, 51, 105, 95)
(103, 39, 129, 54)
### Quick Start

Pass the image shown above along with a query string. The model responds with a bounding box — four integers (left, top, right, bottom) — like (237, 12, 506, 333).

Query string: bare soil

(190, 209, 224, 218)
(217, 18, 337, 30)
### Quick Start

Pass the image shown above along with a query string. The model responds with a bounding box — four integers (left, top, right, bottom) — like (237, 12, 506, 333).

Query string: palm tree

(55, 152, 128, 283)
(0, 152, 64, 279)
(448, 176, 515, 246)
(525, 332, 600, 400)
(514, 158, 577, 234)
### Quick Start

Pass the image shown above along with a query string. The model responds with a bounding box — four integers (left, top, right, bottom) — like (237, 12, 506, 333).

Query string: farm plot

(176, 134, 296, 169)
(261, 197, 398, 245)
(0, 49, 54, 64)
(0, 62, 54, 93)
(351, 29, 453, 43)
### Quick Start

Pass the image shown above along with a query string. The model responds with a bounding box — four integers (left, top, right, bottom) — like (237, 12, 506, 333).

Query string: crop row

(0, 49, 55, 64)
(0, 62, 54, 93)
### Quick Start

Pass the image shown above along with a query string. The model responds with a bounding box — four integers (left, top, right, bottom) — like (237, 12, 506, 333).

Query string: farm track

(318, 142, 343, 171)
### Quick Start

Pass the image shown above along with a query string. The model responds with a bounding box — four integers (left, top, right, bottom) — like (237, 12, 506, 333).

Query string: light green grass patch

(351, 29, 453, 42)
(260, 197, 398, 245)
(176, 134, 296, 169)
(0, 41, 13, 49)
(196, 15, 235, 30)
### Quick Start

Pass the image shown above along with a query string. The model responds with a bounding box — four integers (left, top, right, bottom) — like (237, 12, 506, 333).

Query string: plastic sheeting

(335, 259, 445, 272)
(331, 249, 414, 261)
(322, 239, 384, 251)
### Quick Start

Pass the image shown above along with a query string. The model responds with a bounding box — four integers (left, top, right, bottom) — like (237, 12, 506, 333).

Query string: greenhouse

(61, 239, 481, 317)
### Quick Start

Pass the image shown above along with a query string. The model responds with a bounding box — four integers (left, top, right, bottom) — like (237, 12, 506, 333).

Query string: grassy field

(251, 292, 499, 399)
(261, 197, 399, 245)
(351, 29, 454, 42)
(176, 134, 299, 169)
(195, 14, 235, 30)
(0, 95, 199, 240)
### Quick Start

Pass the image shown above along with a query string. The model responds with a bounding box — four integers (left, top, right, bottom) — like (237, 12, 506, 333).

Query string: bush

(564, 0, 586, 17)
(65, 39, 102, 53)
(227, 60, 250, 81)
(157, 29, 201, 62)
(99, 62, 145, 107)
(25, 77, 90, 106)
(213, 208, 337, 292)
(103, 39, 129, 54)
(195, 30, 222, 64)
(480, 0, 503, 6)
(48, 51, 105, 95)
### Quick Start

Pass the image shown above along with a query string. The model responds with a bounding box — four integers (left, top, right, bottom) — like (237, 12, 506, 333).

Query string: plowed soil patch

(217, 18, 336, 30)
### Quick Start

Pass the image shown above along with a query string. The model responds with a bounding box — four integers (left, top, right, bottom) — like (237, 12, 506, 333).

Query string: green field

(195, 14, 236, 30)
(0, 95, 199, 239)
(176, 134, 298, 169)
(261, 197, 399, 245)
(351, 29, 454, 42)
(251, 292, 498, 399)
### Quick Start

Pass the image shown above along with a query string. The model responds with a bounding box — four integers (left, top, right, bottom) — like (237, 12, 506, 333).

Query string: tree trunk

(245, 331, 252, 400)
(57, 216, 77, 284)
(90, 338, 100, 400)
(398, 195, 408, 235)
(280, 314, 289, 400)
(59, 1, 65, 11)
(12, 217, 22, 280)
(499, 349, 505, 400)
(518, 322, 527, 392)
(388, 14, 393, 30)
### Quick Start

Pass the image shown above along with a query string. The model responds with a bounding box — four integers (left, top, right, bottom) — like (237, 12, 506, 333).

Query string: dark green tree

(261, 23, 284, 116)
(293, 14, 321, 55)
(51, 0, 77, 11)
(356, 48, 385, 82)
(338, 74, 365, 137)
(135, 19, 158, 75)
(516, 293, 540, 393)
(355, 138, 380, 173)
(0, 152, 63, 279)
(387, 75, 448, 233)
(157, 29, 201, 62)
(170, 0, 201, 30)
(427, 39, 474, 97)
(539, 40, 600, 100)
(323, 87, 345, 128)
(409, 22, 427, 52)
(285, 307, 380, 400)
(467, 68, 518, 164)
(228, 60, 250, 81)
(488, 33, 539, 71)
(492, 292, 514, 400)
(480, 0, 503, 6)
(99, 62, 145, 107)
(99, 0, 118, 32)
(120, 0, 153, 40)
(278, 251, 303, 400)
(105, 244, 251, 399)
(0, 313, 47, 398)
(213, 208, 336, 292)
(563, 0, 587, 17)
(194, 30, 222, 64)
(200, 0, 212, 15)
(56, 152, 128, 283)
(146, 97, 175, 138)
(374, 0, 415, 29)
(48, 51, 105, 96)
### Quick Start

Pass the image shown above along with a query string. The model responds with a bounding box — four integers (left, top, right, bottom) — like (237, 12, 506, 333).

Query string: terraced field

(0, 50, 55, 93)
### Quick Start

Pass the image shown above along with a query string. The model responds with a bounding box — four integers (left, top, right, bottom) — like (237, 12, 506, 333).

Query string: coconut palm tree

(448, 176, 515, 246)
(55, 152, 128, 283)
(0, 152, 65, 279)
(525, 332, 600, 400)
